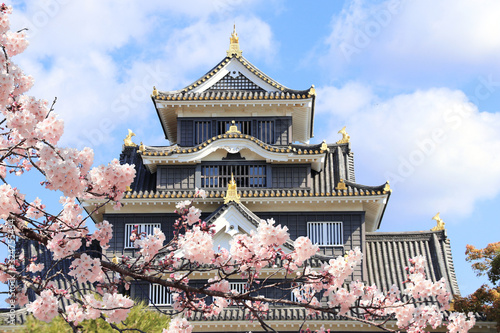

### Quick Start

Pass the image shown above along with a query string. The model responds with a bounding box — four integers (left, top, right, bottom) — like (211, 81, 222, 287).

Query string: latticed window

(272, 166, 308, 188)
(125, 223, 161, 249)
(201, 164, 266, 188)
(307, 222, 343, 246)
(209, 72, 264, 91)
(158, 167, 195, 190)
(195, 121, 211, 144)
(149, 284, 172, 306)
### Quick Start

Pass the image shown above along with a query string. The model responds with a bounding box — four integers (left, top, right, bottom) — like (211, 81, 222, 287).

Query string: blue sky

(5, 0, 500, 298)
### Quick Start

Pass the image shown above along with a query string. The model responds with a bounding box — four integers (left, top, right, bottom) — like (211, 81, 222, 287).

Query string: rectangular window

(257, 120, 274, 144)
(201, 164, 266, 188)
(272, 166, 308, 188)
(158, 166, 195, 190)
(125, 223, 161, 249)
(195, 121, 212, 144)
(229, 282, 248, 295)
(149, 283, 172, 306)
(307, 222, 343, 246)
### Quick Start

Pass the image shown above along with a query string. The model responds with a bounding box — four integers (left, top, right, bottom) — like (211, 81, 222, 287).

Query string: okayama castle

(77, 28, 493, 332)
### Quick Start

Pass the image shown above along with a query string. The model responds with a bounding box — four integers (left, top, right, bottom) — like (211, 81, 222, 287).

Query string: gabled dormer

(152, 27, 316, 145)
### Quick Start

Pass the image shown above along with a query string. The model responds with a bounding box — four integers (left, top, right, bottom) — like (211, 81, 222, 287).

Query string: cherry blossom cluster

(0, 184, 23, 219)
(26, 262, 44, 273)
(92, 220, 113, 249)
(26, 289, 59, 323)
(68, 253, 104, 284)
(64, 292, 134, 325)
(45, 198, 88, 259)
(25, 197, 45, 219)
(87, 159, 136, 201)
(178, 226, 215, 265)
(134, 227, 166, 261)
(163, 316, 193, 333)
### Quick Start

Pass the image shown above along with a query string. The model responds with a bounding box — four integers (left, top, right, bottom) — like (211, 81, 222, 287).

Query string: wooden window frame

(149, 283, 172, 306)
(307, 221, 344, 247)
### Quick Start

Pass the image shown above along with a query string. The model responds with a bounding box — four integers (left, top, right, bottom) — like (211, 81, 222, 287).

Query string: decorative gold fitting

(336, 179, 348, 190)
(431, 212, 445, 231)
(320, 140, 330, 152)
(308, 84, 316, 96)
(124, 129, 137, 147)
(336, 126, 350, 144)
(152, 86, 158, 98)
(224, 173, 241, 204)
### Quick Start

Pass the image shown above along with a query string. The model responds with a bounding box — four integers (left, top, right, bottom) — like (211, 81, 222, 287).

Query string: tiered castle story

(83, 28, 465, 332)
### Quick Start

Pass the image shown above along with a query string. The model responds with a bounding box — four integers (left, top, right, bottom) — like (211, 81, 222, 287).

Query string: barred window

(307, 222, 343, 246)
(201, 164, 266, 188)
(149, 284, 172, 306)
(229, 282, 248, 295)
(257, 120, 274, 144)
(125, 223, 161, 249)
(195, 121, 212, 144)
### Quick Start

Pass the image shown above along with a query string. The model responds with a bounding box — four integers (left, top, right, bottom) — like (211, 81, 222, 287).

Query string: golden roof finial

(336, 126, 350, 144)
(227, 25, 243, 57)
(124, 129, 137, 147)
(226, 120, 241, 134)
(431, 212, 445, 231)
(152, 86, 158, 98)
(383, 181, 392, 193)
(224, 173, 241, 204)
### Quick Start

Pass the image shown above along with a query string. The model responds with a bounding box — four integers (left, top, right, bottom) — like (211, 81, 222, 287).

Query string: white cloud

(8, 1, 276, 159)
(322, 0, 500, 83)
(316, 84, 500, 220)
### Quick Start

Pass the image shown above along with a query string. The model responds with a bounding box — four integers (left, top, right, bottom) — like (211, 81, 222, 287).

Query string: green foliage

(23, 302, 170, 333)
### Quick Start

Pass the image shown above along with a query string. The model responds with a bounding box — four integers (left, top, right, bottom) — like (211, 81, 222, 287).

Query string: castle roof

(152, 31, 315, 144)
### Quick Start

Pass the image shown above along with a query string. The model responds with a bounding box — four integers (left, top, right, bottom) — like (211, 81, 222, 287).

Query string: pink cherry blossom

(134, 227, 166, 261)
(179, 226, 214, 265)
(69, 253, 104, 284)
(92, 220, 113, 249)
(186, 206, 201, 225)
(163, 316, 193, 333)
(101, 292, 134, 324)
(26, 289, 58, 323)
